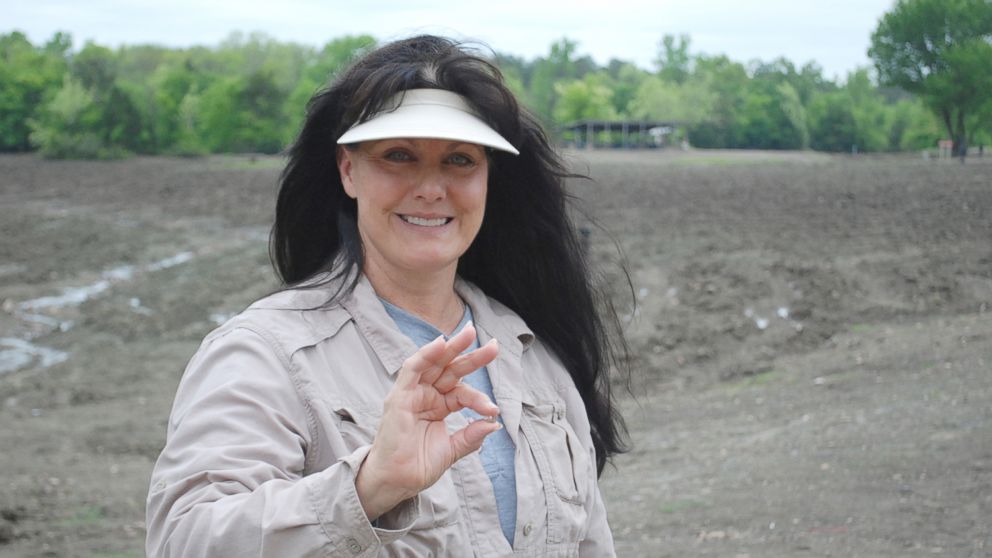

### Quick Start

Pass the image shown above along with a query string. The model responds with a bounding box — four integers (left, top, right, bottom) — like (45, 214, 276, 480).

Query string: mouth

(399, 215, 453, 227)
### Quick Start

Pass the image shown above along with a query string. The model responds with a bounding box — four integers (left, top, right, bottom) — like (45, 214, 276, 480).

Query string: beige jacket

(146, 274, 616, 557)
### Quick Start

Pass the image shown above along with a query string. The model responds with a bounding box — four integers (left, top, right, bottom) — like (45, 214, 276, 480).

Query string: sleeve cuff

(308, 444, 421, 556)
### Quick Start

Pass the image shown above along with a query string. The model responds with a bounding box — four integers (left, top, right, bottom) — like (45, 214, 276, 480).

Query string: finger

(433, 339, 499, 393)
(443, 383, 500, 417)
(420, 322, 478, 385)
(394, 335, 446, 390)
(449, 418, 502, 462)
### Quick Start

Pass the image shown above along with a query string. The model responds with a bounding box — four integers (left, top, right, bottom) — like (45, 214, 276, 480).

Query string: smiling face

(337, 138, 489, 283)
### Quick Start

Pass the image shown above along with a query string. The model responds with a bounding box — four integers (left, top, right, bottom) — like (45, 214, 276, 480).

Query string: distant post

(938, 139, 953, 160)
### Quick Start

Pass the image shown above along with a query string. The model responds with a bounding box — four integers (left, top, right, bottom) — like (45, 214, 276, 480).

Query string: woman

(146, 35, 628, 557)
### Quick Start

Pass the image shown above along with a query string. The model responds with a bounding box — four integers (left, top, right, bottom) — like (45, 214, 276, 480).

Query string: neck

(364, 259, 464, 334)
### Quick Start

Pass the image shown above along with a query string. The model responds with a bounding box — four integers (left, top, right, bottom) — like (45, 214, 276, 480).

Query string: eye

(383, 149, 414, 162)
(446, 153, 476, 167)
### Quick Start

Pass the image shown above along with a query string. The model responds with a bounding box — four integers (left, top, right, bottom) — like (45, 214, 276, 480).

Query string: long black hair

(271, 35, 629, 474)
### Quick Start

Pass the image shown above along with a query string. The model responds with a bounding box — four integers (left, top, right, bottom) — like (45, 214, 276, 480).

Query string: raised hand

(355, 322, 501, 520)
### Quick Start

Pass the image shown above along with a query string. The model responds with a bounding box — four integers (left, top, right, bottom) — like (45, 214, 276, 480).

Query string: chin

(400, 252, 463, 274)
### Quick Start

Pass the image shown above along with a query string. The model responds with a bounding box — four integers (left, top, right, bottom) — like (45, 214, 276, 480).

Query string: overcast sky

(8, 0, 895, 81)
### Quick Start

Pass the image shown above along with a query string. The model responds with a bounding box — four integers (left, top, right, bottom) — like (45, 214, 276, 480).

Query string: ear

(337, 146, 358, 199)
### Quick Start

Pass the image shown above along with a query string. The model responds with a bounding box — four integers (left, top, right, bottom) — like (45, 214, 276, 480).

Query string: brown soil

(0, 150, 989, 557)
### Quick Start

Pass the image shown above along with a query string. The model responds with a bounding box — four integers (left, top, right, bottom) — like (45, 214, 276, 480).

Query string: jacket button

(523, 522, 533, 536)
(346, 538, 362, 554)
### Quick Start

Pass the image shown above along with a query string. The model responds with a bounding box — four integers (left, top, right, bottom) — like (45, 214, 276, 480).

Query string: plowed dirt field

(1, 150, 989, 557)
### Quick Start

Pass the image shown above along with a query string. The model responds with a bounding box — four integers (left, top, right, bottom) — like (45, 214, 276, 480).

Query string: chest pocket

(327, 402, 461, 530)
(329, 403, 378, 452)
(520, 398, 591, 506)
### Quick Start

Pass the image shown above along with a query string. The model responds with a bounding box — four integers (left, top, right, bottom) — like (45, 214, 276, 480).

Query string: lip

(398, 213, 451, 220)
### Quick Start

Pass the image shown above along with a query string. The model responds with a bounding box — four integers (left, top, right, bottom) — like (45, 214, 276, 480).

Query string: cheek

(460, 177, 488, 214)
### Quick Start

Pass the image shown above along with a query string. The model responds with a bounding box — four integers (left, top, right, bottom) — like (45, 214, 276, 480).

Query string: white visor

(336, 89, 519, 155)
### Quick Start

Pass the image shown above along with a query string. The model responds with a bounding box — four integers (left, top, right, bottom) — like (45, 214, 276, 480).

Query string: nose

(411, 171, 447, 202)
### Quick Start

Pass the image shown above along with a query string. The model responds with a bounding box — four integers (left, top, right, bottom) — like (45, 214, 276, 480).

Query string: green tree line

(2, 1, 989, 159)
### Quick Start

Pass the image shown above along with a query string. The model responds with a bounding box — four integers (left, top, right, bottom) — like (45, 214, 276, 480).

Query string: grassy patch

(58, 505, 105, 527)
(726, 370, 780, 392)
(659, 499, 706, 514)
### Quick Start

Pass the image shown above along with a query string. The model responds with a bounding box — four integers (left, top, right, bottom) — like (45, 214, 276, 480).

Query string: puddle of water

(129, 297, 154, 316)
(148, 252, 194, 271)
(0, 338, 68, 375)
(0, 263, 28, 277)
(0, 346, 33, 373)
(19, 280, 111, 311)
(104, 265, 136, 281)
(4, 250, 195, 374)
(210, 312, 235, 325)
(16, 251, 195, 313)
(18, 312, 62, 328)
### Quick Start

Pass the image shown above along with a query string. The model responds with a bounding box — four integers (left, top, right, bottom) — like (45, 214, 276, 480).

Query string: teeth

(402, 215, 449, 227)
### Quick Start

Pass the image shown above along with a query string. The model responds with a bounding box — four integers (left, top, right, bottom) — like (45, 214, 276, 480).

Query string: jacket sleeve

(578, 472, 617, 557)
(145, 326, 419, 557)
(556, 375, 618, 557)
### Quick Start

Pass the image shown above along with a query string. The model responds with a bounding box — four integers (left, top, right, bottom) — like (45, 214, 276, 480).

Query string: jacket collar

(454, 278, 534, 358)
(339, 273, 535, 376)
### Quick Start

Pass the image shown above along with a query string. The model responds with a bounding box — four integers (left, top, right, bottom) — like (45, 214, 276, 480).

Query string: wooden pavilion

(561, 119, 682, 149)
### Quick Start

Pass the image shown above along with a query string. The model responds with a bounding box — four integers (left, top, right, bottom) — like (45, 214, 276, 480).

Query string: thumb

(449, 419, 502, 462)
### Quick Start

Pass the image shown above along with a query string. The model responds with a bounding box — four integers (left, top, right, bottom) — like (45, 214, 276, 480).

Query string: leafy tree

(778, 82, 810, 149)
(0, 31, 69, 151)
(887, 97, 942, 150)
(688, 55, 749, 148)
(28, 76, 109, 158)
(305, 35, 376, 84)
(604, 60, 648, 116)
(69, 42, 148, 153)
(807, 69, 889, 152)
(495, 52, 532, 88)
(72, 42, 117, 92)
(738, 79, 806, 150)
(655, 34, 691, 84)
(145, 59, 210, 152)
(807, 91, 859, 152)
(174, 87, 207, 156)
(283, 35, 377, 143)
(844, 69, 889, 152)
(629, 75, 713, 124)
(553, 73, 618, 124)
(869, 0, 992, 156)
(198, 69, 285, 153)
(527, 38, 581, 122)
